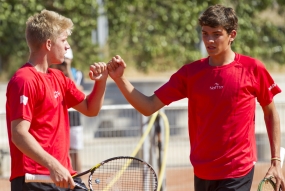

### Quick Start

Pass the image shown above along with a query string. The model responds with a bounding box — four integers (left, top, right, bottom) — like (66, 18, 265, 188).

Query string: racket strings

(90, 158, 157, 190)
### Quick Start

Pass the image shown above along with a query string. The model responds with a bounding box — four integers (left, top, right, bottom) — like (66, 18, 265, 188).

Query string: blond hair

(25, 9, 73, 51)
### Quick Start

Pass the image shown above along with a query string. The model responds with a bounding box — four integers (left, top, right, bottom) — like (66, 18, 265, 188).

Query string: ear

(46, 39, 52, 51)
(229, 30, 237, 43)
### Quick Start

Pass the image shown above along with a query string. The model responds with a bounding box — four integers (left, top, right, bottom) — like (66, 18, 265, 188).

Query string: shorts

(11, 176, 87, 191)
(68, 111, 81, 127)
(70, 125, 84, 150)
(194, 166, 254, 191)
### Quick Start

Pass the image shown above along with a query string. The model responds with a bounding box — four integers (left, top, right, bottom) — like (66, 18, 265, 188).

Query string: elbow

(84, 110, 100, 117)
(79, 106, 101, 117)
(141, 109, 156, 117)
(86, 113, 99, 117)
(142, 112, 152, 116)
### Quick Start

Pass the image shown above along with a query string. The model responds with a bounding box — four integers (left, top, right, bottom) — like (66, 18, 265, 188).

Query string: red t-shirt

(6, 64, 85, 181)
(155, 53, 281, 180)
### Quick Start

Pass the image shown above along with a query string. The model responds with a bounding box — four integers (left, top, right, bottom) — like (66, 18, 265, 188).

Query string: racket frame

(257, 177, 276, 191)
(25, 156, 158, 191)
(84, 156, 158, 191)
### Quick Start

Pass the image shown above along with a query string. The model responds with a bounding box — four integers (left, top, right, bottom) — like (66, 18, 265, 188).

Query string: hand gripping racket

(257, 147, 285, 191)
(25, 156, 158, 191)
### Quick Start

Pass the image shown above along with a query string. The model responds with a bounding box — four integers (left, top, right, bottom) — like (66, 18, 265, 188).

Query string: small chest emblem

(54, 91, 60, 98)
(210, 83, 223, 90)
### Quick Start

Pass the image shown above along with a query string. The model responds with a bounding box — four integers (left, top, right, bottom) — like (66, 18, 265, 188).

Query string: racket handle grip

(25, 173, 53, 183)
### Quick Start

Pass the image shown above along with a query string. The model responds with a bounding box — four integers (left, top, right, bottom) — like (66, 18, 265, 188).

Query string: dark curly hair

(198, 4, 238, 34)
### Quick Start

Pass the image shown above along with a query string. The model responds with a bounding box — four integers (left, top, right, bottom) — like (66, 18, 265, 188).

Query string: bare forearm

(108, 55, 164, 115)
(114, 76, 162, 116)
(12, 121, 59, 170)
(265, 114, 281, 158)
(262, 102, 285, 191)
(263, 103, 281, 158)
(12, 119, 75, 187)
(85, 80, 107, 116)
(74, 62, 108, 116)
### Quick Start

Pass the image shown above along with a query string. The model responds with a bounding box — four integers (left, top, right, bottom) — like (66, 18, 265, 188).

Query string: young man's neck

(28, 54, 49, 73)
(209, 51, 235, 67)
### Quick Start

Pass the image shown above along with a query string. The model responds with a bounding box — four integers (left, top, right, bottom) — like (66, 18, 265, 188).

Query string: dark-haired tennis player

(107, 4, 284, 191)
(6, 9, 108, 191)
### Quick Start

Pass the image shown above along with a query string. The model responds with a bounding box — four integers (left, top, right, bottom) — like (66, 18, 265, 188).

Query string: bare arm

(262, 101, 285, 191)
(107, 55, 165, 116)
(113, 76, 164, 116)
(11, 119, 75, 189)
(73, 62, 108, 117)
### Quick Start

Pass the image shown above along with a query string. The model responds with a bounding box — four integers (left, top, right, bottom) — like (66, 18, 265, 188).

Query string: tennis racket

(257, 147, 285, 191)
(25, 156, 158, 191)
(257, 176, 278, 191)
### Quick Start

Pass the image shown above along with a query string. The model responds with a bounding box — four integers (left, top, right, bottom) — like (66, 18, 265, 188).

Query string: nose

(66, 42, 71, 50)
(206, 35, 214, 43)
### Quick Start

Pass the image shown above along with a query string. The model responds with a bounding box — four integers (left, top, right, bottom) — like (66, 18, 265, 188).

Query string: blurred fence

(0, 102, 285, 179)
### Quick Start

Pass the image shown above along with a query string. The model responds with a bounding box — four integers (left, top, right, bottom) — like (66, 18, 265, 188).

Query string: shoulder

(236, 53, 271, 81)
(184, 58, 207, 67)
(48, 68, 71, 86)
(177, 58, 208, 75)
(236, 53, 265, 69)
(49, 68, 72, 82)
(14, 63, 36, 75)
(49, 67, 65, 75)
(7, 64, 43, 95)
(9, 64, 38, 85)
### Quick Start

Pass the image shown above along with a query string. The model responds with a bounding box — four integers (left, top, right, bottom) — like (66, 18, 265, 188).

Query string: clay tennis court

(0, 162, 277, 190)
(165, 162, 273, 191)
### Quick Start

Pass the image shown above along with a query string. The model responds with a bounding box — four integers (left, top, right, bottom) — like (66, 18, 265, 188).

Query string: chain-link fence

(0, 102, 285, 179)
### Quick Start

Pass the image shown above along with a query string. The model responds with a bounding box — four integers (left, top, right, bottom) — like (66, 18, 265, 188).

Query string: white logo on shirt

(20, 95, 28, 105)
(268, 83, 277, 91)
(54, 91, 60, 98)
(210, 83, 223, 90)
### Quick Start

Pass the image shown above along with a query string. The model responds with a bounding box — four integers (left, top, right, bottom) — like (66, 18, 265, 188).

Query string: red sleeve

(155, 65, 188, 105)
(7, 76, 37, 122)
(254, 61, 281, 106)
(64, 77, 85, 108)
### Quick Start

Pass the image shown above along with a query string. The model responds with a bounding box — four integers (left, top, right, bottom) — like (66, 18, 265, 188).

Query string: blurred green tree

(106, 0, 215, 72)
(0, 0, 284, 80)
(105, 0, 285, 72)
(232, 0, 285, 67)
(0, 0, 99, 80)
